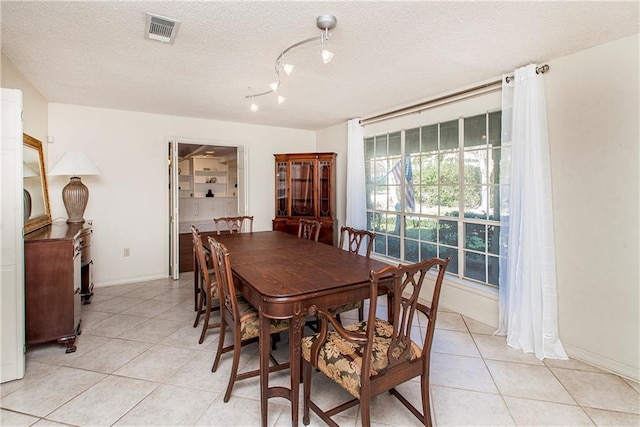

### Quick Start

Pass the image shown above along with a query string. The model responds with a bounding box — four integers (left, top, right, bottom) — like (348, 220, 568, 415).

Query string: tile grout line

(464, 317, 519, 426)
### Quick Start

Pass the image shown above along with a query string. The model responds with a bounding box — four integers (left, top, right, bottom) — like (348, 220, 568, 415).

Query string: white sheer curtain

(345, 118, 366, 230)
(496, 64, 568, 360)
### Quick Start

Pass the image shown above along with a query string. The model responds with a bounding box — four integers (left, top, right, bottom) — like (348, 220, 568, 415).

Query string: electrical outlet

(124, 248, 131, 257)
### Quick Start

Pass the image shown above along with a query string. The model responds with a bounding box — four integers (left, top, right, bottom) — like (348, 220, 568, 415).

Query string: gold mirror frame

(23, 134, 52, 234)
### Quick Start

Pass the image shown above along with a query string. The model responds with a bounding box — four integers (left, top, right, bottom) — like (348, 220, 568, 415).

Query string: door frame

(167, 137, 249, 279)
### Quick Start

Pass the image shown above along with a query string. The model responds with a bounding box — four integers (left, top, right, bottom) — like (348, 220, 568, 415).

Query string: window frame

(364, 108, 503, 288)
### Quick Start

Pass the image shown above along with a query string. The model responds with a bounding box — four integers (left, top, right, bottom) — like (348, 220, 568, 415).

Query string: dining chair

(306, 226, 375, 332)
(301, 256, 450, 427)
(329, 226, 376, 323)
(190, 225, 221, 344)
(298, 218, 321, 242)
(207, 236, 290, 402)
(214, 215, 254, 234)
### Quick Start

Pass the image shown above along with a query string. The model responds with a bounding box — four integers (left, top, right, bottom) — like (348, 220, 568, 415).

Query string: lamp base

(62, 176, 89, 224)
(24, 189, 32, 221)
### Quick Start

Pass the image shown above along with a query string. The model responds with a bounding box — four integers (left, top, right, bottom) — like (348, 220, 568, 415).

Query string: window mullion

(457, 116, 464, 279)
(400, 130, 406, 261)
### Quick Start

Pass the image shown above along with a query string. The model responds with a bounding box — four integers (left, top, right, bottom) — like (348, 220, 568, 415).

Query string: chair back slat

(298, 219, 321, 242)
(370, 257, 450, 372)
(207, 236, 240, 324)
(339, 226, 375, 258)
(215, 215, 254, 235)
(191, 225, 212, 290)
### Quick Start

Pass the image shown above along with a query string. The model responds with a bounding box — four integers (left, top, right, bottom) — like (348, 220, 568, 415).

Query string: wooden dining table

(208, 230, 390, 426)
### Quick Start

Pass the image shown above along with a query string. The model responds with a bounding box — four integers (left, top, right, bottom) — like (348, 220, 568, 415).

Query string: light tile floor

(1, 274, 639, 426)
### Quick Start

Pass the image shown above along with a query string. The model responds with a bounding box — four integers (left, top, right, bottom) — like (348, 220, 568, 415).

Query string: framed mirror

(23, 134, 51, 234)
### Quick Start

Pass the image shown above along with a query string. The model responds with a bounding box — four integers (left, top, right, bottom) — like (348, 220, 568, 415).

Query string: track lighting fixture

(320, 24, 334, 64)
(245, 14, 337, 112)
(248, 88, 259, 112)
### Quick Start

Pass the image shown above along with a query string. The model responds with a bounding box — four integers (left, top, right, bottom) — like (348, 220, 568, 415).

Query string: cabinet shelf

(195, 170, 225, 176)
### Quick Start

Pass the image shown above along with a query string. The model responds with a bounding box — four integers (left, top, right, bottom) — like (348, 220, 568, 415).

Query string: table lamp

(49, 151, 101, 224)
(23, 163, 39, 220)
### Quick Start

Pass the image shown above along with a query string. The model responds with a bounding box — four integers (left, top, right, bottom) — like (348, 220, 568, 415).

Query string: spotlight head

(321, 49, 334, 64)
(281, 63, 294, 76)
(250, 103, 259, 112)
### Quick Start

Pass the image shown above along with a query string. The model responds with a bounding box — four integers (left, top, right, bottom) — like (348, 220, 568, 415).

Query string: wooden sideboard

(24, 221, 93, 353)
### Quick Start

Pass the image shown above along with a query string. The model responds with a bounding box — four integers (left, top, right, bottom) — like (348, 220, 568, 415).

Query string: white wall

(545, 34, 639, 380)
(316, 122, 348, 238)
(1, 53, 48, 156)
(48, 104, 316, 286)
(317, 34, 640, 380)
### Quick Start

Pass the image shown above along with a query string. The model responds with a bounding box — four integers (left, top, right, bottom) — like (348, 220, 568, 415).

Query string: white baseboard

(95, 274, 169, 287)
(563, 343, 640, 382)
(436, 278, 499, 328)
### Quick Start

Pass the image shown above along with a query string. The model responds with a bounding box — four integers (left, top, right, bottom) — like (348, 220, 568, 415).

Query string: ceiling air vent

(144, 13, 180, 44)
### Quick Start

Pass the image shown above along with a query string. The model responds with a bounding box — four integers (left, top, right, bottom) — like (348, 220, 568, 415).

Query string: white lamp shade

(49, 152, 102, 176)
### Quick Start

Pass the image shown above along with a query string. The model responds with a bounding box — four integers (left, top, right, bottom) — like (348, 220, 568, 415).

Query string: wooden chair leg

(360, 392, 371, 427)
(271, 332, 281, 350)
(358, 304, 364, 322)
(198, 296, 212, 344)
(193, 288, 204, 327)
(223, 331, 243, 402)
(421, 375, 432, 427)
(211, 317, 226, 372)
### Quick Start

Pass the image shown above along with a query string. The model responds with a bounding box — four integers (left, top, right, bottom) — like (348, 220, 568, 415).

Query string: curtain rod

(360, 64, 550, 126)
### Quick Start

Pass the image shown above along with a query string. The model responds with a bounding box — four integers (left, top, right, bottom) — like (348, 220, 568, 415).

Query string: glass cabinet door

(290, 161, 315, 217)
(318, 160, 331, 217)
(276, 162, 288, 216)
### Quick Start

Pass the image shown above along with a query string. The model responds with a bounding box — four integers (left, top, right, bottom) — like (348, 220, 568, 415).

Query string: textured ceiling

(2, 1, 638, 130)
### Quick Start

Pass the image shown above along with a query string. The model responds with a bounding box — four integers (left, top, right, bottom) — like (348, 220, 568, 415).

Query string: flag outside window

(390, 155, 415, 212)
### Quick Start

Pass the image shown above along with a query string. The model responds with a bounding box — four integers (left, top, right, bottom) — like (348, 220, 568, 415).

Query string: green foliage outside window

(419, 155, 482, 208)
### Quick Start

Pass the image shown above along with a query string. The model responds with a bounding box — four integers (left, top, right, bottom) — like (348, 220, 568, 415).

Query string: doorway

(168, 141, 247, 278)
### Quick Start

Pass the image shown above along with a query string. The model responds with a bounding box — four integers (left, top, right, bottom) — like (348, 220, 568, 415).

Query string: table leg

(260, 312, 270, 427)
(289, 309, 302, 427)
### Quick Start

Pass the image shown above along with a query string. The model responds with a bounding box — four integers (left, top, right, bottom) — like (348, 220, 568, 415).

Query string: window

(364, 111, 502, 287)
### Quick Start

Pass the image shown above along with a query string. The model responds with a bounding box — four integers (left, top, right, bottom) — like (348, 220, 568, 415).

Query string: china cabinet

(272, 152, 336, 245)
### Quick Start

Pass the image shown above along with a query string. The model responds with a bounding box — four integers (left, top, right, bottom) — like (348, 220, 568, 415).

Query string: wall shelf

(179, 157, 233, 198)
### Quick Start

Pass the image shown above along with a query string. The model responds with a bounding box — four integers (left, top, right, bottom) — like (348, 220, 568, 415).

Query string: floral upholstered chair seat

(301, 318, 421, 399)
(236, 297, 289, 340)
